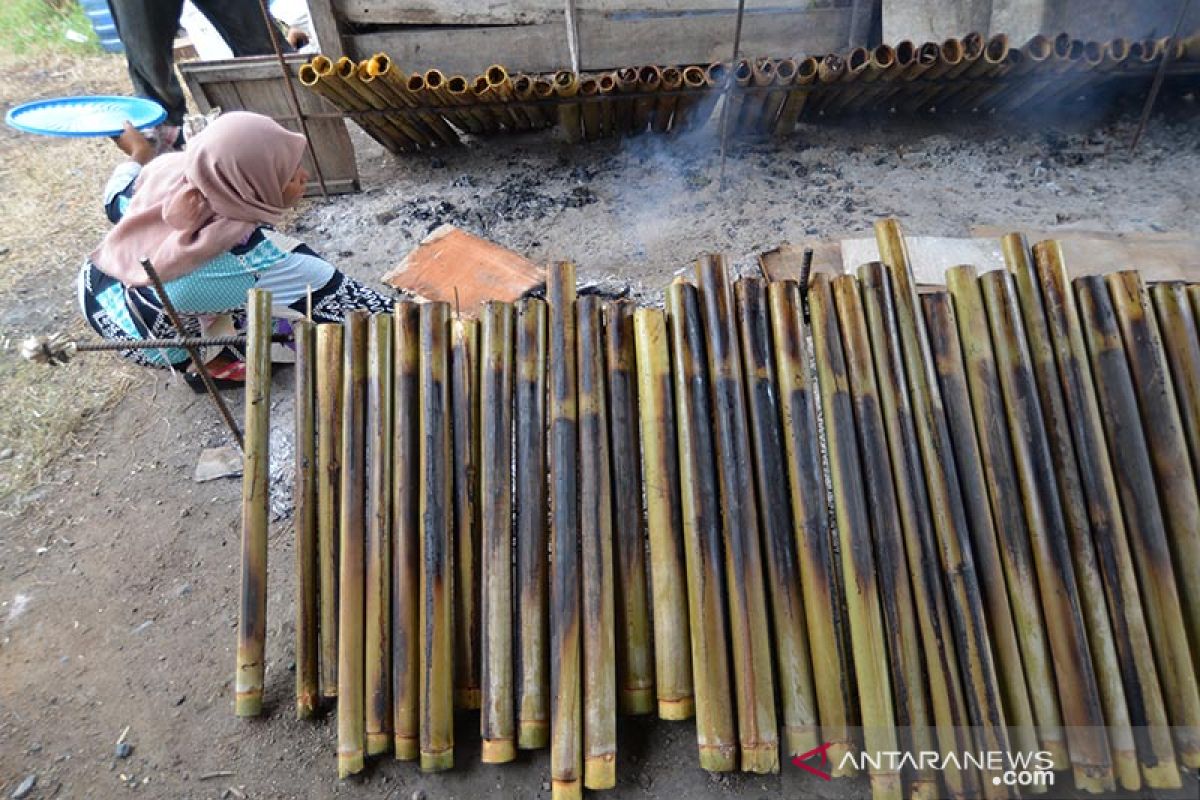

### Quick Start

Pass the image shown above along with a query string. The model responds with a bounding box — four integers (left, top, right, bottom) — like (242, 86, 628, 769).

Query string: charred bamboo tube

(652, 66, 683, 134)
(632, 65, 663, 134)
(670, 65, 708, 132)
(446, 73, 494, 134)
(666, 279, 736, 771)
(480, 302, 515, 764)
(807, 53, 844, 116)
(554, 71, 583, 144)
(605, 300, 654, 716)
(485, 64, 530, 129)
(598, 73, 618, 137)
(336, 310, 368, 777)
(820, 46, 871, 115)
(832, 275, 932, 798)
(578, 297, 617, 789)
(687, 62, 726, 133)
(1037, 247, 1179, 787)
(236, 288, 272, 719)
(945, 32, 1019, 112)
(614, 66, 638, 134)
(632, 308, 694, 720)
(736, 58, 776, 133)
(735, 278, 819, 759)
(294, 320, 318, 719)
(979, 271, 1113, 793)
(774, 56, 818, 135)
(1012, 35, 1093, 110)
(450, 318, 481, 710)
(391, 303, 420, 760)
(316, 324, 342, 701)
(515, 298, 550, 749)
(809, 274, 900, 800)
(357, 60, 441, 149)
(513, 73, 549, 128)
(695, 256, 778, 774)
(1106, 271, 1200, 678)
(923, 285, 1041, 771)
(419, 302, 454, 773)
(471, 74, 510, 132)
(754, 58, 794, 134)
(874, 41, 940, 111)
(1075, 276, 1200, 769)
(334, 56, 427, 150)
(548, 262, 582, 800)
(364, 313, 394, 755)
(534, 76, 556, 132)
(301, 59, 405, 153)
(985, 33, 1072, 111)
(941, 267, 1064, 767)
(1151, 283, 1200, 507)
(900, 37, 965, 113)
(579, 77, 602, 143)
(821, 43, 895, 116)
(722, 59, 753, 137)
(857, 264, 973, 799)
(873, 220, 1011, 792)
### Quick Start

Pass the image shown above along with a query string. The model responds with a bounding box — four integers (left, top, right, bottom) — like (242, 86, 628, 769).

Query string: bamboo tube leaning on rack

(977, 271, 1113, 793)
(548, 262, 582, 800)
(734, 58, 776, 134)
(357, 60, 442, 149)
(631, 308, 694, 721)
(294, 320, 319, 719)
(515, 298, 550, 749)
(300, 58, 410, 152)
(941, 267, 1064, 768)
(392, 302, 421, 760)
(942, 32, 1018, 112)
(773, 56, 818, 135)
(631, 65, 663, 134)
(366, 55, 453, 145)
(666, 279, 736, 771)
(419, 302, 454, 773)
(605, 300, 654, 716)
(898, 37, 965, 113)
(1036, 245, 1180, 788)
(695, 256, 778, 774)
(513, 73, 549, 129)
(450, 318, 482, 710)
(578, 296, 617, 790)
(688, 62, 727, 133)
(670, 65, 709, 132)
(653, 66, 684, 134)
(722, 59, 753, 137)
(337, 310, 368, 777)
(1105, 271, 1200, 680)
(1074, 276, 1200, 769)
(806, 52, 845, 116)
(315, 323, 342, 701)
(336, 56, 432, 149)
(857, 264, 973, 798)
(365, 314, 394, 756)
(402, 71, 461, 146)
(820, 43, 896, 116)
(754, 58, 795, 134)
(613, 66, 638, 133)
(1005, 239, 1137, 789)
(735, 278, 818, 760)
(579, 77, 603, 142)
(597, 72, 618, 137)
(421, 67, 482, 136)
(874, 41, 940, 111)
(808, 274, 900, 800)
(817, 46, 871, 115)
(236, 289, 272, 719)
(555, 71, 583, 144)
(486, 64, 531, 130)
(480, 301, 516, 763)
(967, 33, 1051, 111)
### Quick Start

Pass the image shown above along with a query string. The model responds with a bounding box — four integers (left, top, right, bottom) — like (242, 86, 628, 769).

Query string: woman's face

(282, 166, 310, 207)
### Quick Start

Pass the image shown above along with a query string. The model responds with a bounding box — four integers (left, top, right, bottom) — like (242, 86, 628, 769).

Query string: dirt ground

(2, 51, 1199, 800)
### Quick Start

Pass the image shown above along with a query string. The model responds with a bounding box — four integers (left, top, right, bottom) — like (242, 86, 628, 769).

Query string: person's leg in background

(189, 0, 291, 56)
(106, 0, 188, 125)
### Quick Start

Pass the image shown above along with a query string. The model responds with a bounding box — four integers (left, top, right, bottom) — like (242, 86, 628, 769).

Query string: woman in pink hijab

(79, 112, 392, 383)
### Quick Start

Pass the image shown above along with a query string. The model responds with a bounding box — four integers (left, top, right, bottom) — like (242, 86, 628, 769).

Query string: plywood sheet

(972, 226, 1200, 282)
(757, 241, 844, 282)
(381, 224, 546, 315)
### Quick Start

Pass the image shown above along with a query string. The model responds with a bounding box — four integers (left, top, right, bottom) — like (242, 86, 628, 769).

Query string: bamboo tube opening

(871, 44, 896, 70)
(847, 46, 869, 72)
(424, 69, 446, 91)
(817, 54, 843, 82)
(534, 78, 555, 100)
(734, 59, 753, 84)
(1107, 38, 1130, 62)
(335, 56, 356, 79)
(486, 64, 508, 87)
(774, 59, 797, 82)
(406, 74, 425, 93)
(985, 34, 1011, 64)
(797, 56, 818, 81)
(299, 64, 319, 86)
(962, 31, 984, 59)
(893, 40, 916, 67)
(1084, 41, 1104, 66)
(1023, 34, 1053, 62)
(941, 37, 965, 65)
(638, 65, 663, 87)
(472, 75, 490, 95)
(311, 55, 334, 75)
(580, 78, 599, 95)
(682, 66, 706, 89)
(599, 73, 617, 91)
(1139, 38, 1162, 63)
(704, 62, 728, 87)
(447, 75, 469, 94)
(555, 70, 578, 90)
(1052, 32, 1072, 58)
(917, 41, 940, 65)
(512, 74, 532, 94)
(366, 53, 392, 77)
(1067, 39, 1085, 63)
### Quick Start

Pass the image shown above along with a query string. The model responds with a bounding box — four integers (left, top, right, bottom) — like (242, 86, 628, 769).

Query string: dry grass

(0, 51, 146, 508)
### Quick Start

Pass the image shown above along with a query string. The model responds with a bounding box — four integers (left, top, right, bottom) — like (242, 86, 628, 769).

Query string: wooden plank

(350, 7, 857, 73)
(882, 0, 991, 43)
(309, 0, 348, 60)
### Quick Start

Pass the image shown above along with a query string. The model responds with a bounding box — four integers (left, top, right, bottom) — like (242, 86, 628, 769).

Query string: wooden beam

(310, 0, 347, 60)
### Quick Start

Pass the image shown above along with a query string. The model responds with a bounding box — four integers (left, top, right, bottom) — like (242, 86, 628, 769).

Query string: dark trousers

(107, 1, 285, 124)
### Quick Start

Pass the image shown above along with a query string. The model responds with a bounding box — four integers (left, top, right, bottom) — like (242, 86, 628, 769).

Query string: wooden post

(293, 320, 319, 719)
(365, 313, 393, 756)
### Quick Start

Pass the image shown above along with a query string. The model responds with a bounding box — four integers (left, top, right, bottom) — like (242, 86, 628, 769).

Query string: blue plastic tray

(5, 96, 166, 138)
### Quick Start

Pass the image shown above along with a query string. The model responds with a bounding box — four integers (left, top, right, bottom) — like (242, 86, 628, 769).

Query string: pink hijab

(92, 112, 308, 286)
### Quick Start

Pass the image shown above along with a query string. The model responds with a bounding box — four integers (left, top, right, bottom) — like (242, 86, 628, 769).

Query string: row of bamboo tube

(299, 31, 1200, 149)
(244, 221, 1200, 798)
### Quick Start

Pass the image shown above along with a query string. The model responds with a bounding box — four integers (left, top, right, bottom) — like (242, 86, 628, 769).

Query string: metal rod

(1130, 0, 1193, 151)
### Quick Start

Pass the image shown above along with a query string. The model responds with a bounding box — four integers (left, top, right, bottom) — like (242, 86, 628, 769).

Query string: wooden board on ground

(757, 241, 843, 282)
(972, 226, 1200, 283)
(842, 235, 1006, 284)
(381, 224, 546, 315)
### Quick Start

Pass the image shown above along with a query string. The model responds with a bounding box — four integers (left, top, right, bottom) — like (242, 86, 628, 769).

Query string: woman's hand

(114, 122, 156, 166)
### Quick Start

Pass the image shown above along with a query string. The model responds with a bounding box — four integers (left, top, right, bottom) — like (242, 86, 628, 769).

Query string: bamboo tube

(548, 262, 582, 800)
(1151, 283, 1200, 501)
(817, 46, 870, 116)
(665, 279, 736, 772)
(513, 73, 549, 128)
(471, 74, 510, 131)
(688, 62, 727, 132)
(614, 66, 638, 134)
(874, 41, 940, 111)
(940, 267, 1065, 767)
(423, 68, 483, 139)
(579, 77, 603, 143)
(753, 58, 794, 134)
(598, 73, 618, 137)
(293, 320, 318, 719)
(534, 76, 556, 132)
(445, 73, 494, 134)
(922, 285, 1041, 771)
(515, 297, 550, 750)
(873, 220, 1010, 793)
(336, 310, 368, 777)
(986, 33, 1075, 112)
(577, 297, 617, 790)
(899, 37, 965, 113)
(831, 275, 933, 797)
(357, 60, 443, 149)
(774, 56, 818, 134)
(1106, 271, 1200, 677)
(1037, 247, 1180, 788)
(316, 324, 342, 701)
(670, 65, 708, 132)
(857, 264, 973, 799)
(604, 300, 654, 716)
(402, 71, 464, 145)
(334, 56, 427, 150)
(944, 32, 1019, 112)
(236, 289, 272, 719)
(1075, 276, 1200, 769)
(391, 303, 420, 760)
(808, 53, 844, 116)
(485, 64, 530, 129)
(735, 58, 776, 133)
(631, 64, 663, 134)
(734, 278, 818, 760)
(364, 313, 393, 755)
(722, 59, 753, 138)
(808, 274, 900, 800)
(631, 309, 693, 721)
(480, 302, 515, 764)
(978, 271, 1113, 793)
(554, 71, 583, 144)
(419, 302, 454, 773)
(365, 55, 458, 144)
(301, 59, 406, 153)
(820, 43, 895, 116)
(652, 66, 683, 134)
(450, 318, 481, 710)
(694, 256, 778, 774)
